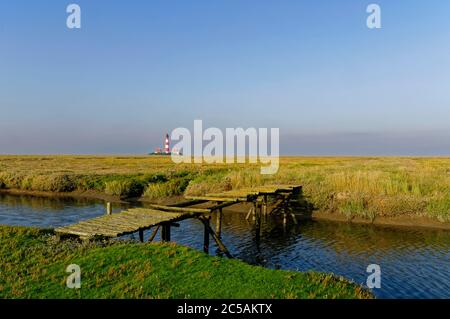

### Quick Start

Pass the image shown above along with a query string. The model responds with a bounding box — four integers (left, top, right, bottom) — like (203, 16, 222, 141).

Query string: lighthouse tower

(164, 134, 170, 154)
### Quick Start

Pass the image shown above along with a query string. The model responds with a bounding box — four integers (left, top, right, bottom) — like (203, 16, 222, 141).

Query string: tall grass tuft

(104, 180, 144, 198)
(0, 172, 25, 189)
(31, 174, 76, 192)
(184, 172, 232, 196)
(426, 196, 450, 222)
(143, 178, 190, 200)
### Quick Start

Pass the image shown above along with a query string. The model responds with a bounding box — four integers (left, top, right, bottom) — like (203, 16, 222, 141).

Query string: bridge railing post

(106, 202, 112, 215)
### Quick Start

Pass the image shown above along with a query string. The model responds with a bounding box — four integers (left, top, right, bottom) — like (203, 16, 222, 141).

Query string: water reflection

(0, 193, 448, 299)
(0, 193, 129, 227)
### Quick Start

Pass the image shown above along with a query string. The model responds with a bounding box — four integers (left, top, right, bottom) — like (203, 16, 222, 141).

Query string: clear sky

(1, 0, 450, 155)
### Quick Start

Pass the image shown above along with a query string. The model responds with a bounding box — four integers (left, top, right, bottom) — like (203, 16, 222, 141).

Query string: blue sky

(1, 0, 450, 155)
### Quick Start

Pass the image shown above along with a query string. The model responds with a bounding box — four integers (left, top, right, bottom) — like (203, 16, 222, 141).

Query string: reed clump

(104, 180, 144, 198)
(143, 178, 190, 200)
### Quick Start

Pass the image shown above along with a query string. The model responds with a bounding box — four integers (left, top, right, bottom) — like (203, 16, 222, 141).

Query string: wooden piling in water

(203, 217, 210, 253)
(263, 195, 268, 215)
(255, 202, 263, 242)
(246, 206, 254, 220)
(199, 216, 233, 258)
(161, 224, 171, 242)
(215, 208, 223, 238)
(148, 225, 160, 242)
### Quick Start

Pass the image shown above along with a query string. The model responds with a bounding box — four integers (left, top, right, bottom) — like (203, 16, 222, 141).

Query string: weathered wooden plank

(123, 208, 185, 217)
(83, 216, 145, 227)
(118, 211, 185, 223)
(86, 218, 147, 229)
(190, 185, 301, 202)
(55, 207, 203, 239)
(54, 228, 92, 237)
(169, 199, 209, 207)
(75, 220, 137, 233)
(57, 222, 139, 238)
(61, 222, 127, 234)
(55, 226, 118, 237)
(209, 200, 240, 211)
(206, 191, 259, 197)
(185, 196, 247, 202)
(148, 204, 211, 214)
(85, 215, 171, 230)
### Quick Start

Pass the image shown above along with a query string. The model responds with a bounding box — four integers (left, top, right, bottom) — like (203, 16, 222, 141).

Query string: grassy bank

(0, 156, 449, 222)
(0, 226, 371, 299)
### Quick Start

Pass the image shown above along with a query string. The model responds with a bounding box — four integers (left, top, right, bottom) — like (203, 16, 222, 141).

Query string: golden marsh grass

(0, 155, 449, 222)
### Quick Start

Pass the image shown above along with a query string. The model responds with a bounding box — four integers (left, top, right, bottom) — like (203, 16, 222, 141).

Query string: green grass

(1, 155, 450, 222)
(0, 226, 372, 299)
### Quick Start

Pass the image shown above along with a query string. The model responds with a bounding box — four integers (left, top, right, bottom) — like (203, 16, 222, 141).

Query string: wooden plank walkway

(186, 185, 301, 202)
(185, 184, 301, 226)
(54, 184, 302, 258)
(54, 208, 201, 239)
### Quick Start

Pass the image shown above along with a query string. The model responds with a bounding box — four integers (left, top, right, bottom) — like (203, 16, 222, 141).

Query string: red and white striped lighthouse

(164, 134, 170, 154)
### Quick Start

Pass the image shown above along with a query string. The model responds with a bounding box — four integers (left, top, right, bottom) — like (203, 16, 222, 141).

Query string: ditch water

(0, 193, 449, 299)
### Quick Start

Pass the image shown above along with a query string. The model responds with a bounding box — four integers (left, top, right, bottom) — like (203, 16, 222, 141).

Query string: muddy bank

(1, 188, 450, 231)
(211, 203, 450, 231)
(311, 211, 450, 231)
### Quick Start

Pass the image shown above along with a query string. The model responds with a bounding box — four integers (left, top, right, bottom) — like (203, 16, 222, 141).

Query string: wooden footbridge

(55, 185, 302, 258)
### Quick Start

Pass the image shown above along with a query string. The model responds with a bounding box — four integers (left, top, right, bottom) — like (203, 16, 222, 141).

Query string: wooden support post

(161, 224, 171, 242)
(270, 200, 283, 215)
(246, 206, 254, 220)
(166, 225, 171, 241)
(106, 202, 112, 215)
(215, 208, 223, 238)
(255, 202, 262, 244)
(210, 231, 233, 259)
(139, 229, 144, 242)
(255, 218, 261, 245)
(203, 217, 210, 254)
(259, 203, 263, 234)
(148, 225, 160, 242)
(200, 217, 233, 259)
(289, 208, 298, 225)
(281, 194, 292, 227)
(263, 195, 268, 215)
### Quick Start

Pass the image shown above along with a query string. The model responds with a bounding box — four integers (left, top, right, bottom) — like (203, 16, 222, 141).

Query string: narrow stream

(0, 193, 448, 299)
